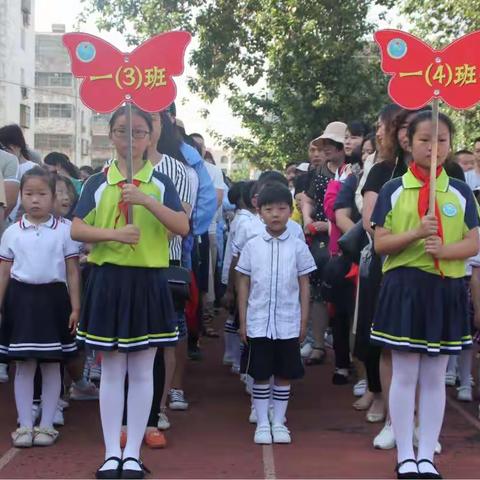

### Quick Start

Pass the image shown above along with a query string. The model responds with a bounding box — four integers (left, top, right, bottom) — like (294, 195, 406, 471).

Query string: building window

(21, 0, 31, 26)
(35, 103, 73, 118)
(21, 28, 26, 50)
(35, 72, 72, 88)
(81, 139, 90, 156)
(92, 135, 112, 149)
(34, 134, 73, 151)
(20, 105, 30, 129)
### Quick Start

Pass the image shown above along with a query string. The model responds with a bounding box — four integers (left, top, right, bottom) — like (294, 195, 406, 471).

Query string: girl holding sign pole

(370, 111, 479, 479)
(72, 106, 188, 479)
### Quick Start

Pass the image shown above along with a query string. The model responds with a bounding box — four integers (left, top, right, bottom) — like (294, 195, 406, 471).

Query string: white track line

(0, 447, 19, 472)
(263, 444, 276, 479)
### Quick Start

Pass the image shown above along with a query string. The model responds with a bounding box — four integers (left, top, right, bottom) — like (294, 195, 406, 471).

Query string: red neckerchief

(105, 167, 141, 227)
(409, 163, 444, 276)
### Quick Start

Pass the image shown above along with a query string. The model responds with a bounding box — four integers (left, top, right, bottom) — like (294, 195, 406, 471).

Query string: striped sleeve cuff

(64, 253, 80, 259)
(298, 264, 317, 276)
(0, 255, 13, 262)
(235, 265, 251, 276)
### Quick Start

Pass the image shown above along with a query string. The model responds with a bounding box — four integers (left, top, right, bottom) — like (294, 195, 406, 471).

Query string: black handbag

(165, 266, 191, 311)
(338, 220, 368, 264)
(309, 232, 330, 277)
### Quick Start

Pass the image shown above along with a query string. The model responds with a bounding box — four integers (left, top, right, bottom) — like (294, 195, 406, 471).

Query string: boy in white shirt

(236, 183, 316, 445)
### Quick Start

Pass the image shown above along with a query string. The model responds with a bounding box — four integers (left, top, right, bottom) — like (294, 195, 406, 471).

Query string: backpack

(180, 143, 217, 235)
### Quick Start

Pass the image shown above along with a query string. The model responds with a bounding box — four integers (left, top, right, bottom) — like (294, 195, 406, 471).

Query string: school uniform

(221, 209, 254, 285)
(235, 230, 316, 380)
(0, 215, 80, 360)
(74, 160, 184, 352)
(370, 168, 479, 355)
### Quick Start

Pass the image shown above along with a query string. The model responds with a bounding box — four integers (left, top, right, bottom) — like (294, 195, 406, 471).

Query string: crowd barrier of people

(0, 101, 479, 480)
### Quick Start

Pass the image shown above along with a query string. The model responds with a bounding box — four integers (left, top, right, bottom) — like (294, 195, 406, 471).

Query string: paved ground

(0, 332, 480, 478)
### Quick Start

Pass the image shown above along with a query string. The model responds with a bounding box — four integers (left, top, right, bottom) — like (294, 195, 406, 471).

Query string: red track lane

(1, 336, 480, 478)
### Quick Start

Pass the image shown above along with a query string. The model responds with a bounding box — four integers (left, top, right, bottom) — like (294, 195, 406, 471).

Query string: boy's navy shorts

(241, 337, 304, 381)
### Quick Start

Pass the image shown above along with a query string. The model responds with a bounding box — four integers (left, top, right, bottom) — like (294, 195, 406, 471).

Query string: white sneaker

(0, 363, 8, 383)
(413, 426, 442, 454)
(254, 425, 272, 444)
(57, 398, 69, 410)
(300, 343, 313, 358)
(53, 406, 64, 426)
(457, 385, 473, 402)
(445, 372, 457, 386)
(353, 379, 367, 397)
(223, 353, 234, 365)
(169, 389, 189, 410)
(249, 405, 257, 423)
(157, 409, 170, 430)
(231, 364, 240, 374)
(89, 364, 101, 381)
(272, 424, 291, 444)
(373, 420, 396, 450)
(33, 427, 59, 446)
(11, 427, 33, 448)
(69, 380, 99, 400)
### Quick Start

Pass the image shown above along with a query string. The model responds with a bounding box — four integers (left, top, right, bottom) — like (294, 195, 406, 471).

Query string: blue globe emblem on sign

(387, 38, 407, 59)
(442, 203, 457, 217)
(76, 42, 96, 63)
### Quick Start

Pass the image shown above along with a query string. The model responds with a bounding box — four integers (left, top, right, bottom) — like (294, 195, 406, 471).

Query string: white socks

(14, 360, 61, 430)
(390, 351, 448, 475)
(99, 348, 157, 472)
(15, 360, 37, 428)
(123, 349, 157, 471)
(252, 384, 270, 427)
(39, 362, 61, 429)
(417, 355, 449, 470)
(390, 352, 418, 465)
(272, 385, 290, 426)
(99, 351, 127, 471)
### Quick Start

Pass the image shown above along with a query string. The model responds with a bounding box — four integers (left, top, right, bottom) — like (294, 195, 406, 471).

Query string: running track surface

(0, 333, 480, 478)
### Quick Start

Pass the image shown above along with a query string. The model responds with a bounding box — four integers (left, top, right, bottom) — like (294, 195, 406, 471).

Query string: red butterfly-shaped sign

(63, 31, 191, 113)
(375, 29, 480, 110)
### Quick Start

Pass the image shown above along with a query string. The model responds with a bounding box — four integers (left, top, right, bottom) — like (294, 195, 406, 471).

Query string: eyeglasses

(112, 128, 150, 139)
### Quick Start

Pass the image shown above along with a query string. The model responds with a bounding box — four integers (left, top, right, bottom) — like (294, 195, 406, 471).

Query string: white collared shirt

(232, 213, 305, 257)
(222, 209, 254, 284)
(0, 215, 81, 284)
(235, 230, 316, 339)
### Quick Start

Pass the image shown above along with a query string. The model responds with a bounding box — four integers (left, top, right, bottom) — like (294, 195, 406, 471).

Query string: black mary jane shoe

(96, 456, 122, 479)
(417, 459, 442, 479)
(121, 457, 151, 479)
(395, 459, 419, 479)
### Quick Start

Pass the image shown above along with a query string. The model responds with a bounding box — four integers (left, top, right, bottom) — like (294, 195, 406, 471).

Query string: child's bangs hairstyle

(242, 180, 257, 209)
(257, 183, 293, 209)
(20, 166, 55, 195)
(407, 111, 455, 145)
(257, 170, 289, 189)
(227, 181, 245, 207)
(109, 106, 153, 134)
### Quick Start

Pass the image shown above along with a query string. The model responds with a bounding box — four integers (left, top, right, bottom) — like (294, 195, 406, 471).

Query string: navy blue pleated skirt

(370, 267, 471, 356)
(0, 279, 77, 361)
(76, 264, 178, 352)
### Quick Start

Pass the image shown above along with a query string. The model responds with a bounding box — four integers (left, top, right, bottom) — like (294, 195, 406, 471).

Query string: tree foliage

(80, 0, 390, 168)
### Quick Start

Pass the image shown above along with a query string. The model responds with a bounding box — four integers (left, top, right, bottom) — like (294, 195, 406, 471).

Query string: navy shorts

(242, 337, 304, 381)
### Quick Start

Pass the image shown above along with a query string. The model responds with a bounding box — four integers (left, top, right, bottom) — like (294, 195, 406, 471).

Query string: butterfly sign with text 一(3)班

(62, 31, 191, 113)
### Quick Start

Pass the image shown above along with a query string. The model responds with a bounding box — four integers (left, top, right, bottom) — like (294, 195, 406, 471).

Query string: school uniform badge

(442, 203, 457, 217)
